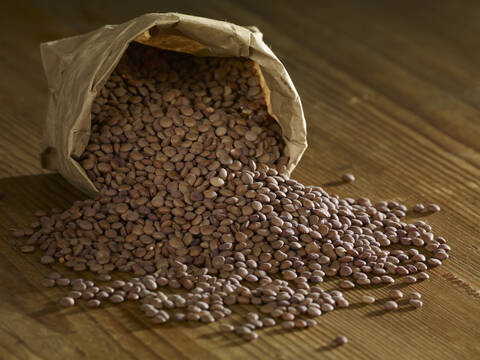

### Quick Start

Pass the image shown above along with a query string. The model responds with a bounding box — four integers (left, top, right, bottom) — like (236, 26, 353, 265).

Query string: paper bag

(40, 12, 308, 197)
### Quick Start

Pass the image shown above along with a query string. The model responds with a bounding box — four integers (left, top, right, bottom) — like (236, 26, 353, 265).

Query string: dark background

(2, 0, 480, 178)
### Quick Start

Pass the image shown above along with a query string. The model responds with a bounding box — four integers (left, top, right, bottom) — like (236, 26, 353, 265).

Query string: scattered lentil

(413, 204, 425, 213)
(110, 295, 125, 304)
(341, 173, 355, 183)
(262, 318, 276, 327)
(56, 278, 71, 286)
(427, 204, 441, 212)
(409, 299, 423, 308)
(244, 332, 259, 341)
(340, 280, 355, 289)
(408, 292, 422, 300)
(361, 295, 376, 304)
(219, 323, 235, 332)
(334, 336, 348, 346)
(87, 299, 101, 308)
(41, 278, 56, 288)
(13, 43, 449, 342)
(282, 321, 295, 330)
(294, 319, 308, 329)
(417, 272, 430, 281)
(47, 272, 62, 280)
(383, 301, 398, 311)
(403, 276, 417, 284)
(388, 290, 403, 300)
(59, 297, 75, 307)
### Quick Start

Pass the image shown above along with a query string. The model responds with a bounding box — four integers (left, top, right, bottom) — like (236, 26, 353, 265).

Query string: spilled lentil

(12, 43, 449, 343)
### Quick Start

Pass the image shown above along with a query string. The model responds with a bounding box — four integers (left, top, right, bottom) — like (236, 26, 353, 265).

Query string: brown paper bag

(40, 12, 307, 197)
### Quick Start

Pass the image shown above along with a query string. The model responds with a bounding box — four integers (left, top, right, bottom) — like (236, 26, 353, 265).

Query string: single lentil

(41, 278, 56, 288)
(408, 292, 422, 300)
(413, 204, 425, 213)
(383, 301, 398, 311)
(219, 323, 235, 332)
(409, 299, 423, 308)
(334, 336, 348, 346)
(427, 204, 441, 212)
(388, 290, 403, 300)
(341, 173, 355, 183)
(361, 295, 375, 304)
(59, 297, 75, 307)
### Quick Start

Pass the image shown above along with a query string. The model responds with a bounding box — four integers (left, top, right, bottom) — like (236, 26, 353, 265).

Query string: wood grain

(1, 1, 479, 359)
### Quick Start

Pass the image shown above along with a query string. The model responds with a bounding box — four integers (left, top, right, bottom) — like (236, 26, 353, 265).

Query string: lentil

(388, 290, 403, 300)
(219, 323, 235, 332)
(244, 332, 259, 341)
(47, 272, 62, 280)
(403, 276, 417, 284)
(427, 204, 441, 212)
(409, 299, 423, 308)
(87, 299, 101, 308)
(341, 173, 355, 183)
(59, 297, 75, 307)
(56, 278, 71, 286)
(408, 292, 422, 300)
(417, 272, 430, 280)
(361, 295, 375, 304)
(282, 321, 295, 330)
(383, 301, 398, 311)
(334, 336, 348, 346)
(262, 318, 276, 327)
(41, 278, 56, 288)
(412, 204, 425, 213)
(110, 295, 125, 304)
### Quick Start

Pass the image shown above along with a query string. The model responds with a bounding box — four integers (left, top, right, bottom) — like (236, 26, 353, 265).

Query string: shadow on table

(317, 344, 338, 352)
(321, 180, 346, 187)
(0, 173, 87, 226)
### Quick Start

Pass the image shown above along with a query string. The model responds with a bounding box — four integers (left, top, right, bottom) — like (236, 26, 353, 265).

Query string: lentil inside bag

(40, 13, 307, 196)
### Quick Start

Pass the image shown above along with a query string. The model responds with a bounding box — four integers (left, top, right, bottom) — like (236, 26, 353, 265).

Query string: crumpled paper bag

(40, 12, 308, 197)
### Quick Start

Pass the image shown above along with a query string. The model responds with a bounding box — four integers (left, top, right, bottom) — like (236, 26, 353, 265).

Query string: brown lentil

(383, 301, 398, 311)
(341, 173, 355, 183)
(219, 323, 235, 332)
(262, 318, 276, 327)
(403, 276, 417, 284)
(361, 295, 375, 304)
(110, 294, 125, 304)
(408, 292, 422, 300)
(294, 319, 308, 329)
(244, 332, 259, 341)
(41, 278, 56, 288)
(427, 204, 441, 212)
(409, 299, 423, 308)
(59, 297, 75, 307)
(87, 299, 101, 308)
(282, 321, 295, 330)
(417, 272, 430, 280)
(56, 278, 71, 286)
(334, 336, 348, 346)
(412, 204, 425, 213)
(388, 290, 403, 300)
(47, 272, 62, 280)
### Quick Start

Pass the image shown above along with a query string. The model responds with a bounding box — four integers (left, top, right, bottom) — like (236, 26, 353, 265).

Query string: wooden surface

(1, 1, 480, 359)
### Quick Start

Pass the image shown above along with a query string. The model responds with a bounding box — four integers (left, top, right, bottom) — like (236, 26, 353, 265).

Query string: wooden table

(1, 1, 479, 359)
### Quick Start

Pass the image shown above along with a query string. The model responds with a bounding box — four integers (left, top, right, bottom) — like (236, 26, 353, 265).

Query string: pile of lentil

(13, 43, 449, 341)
